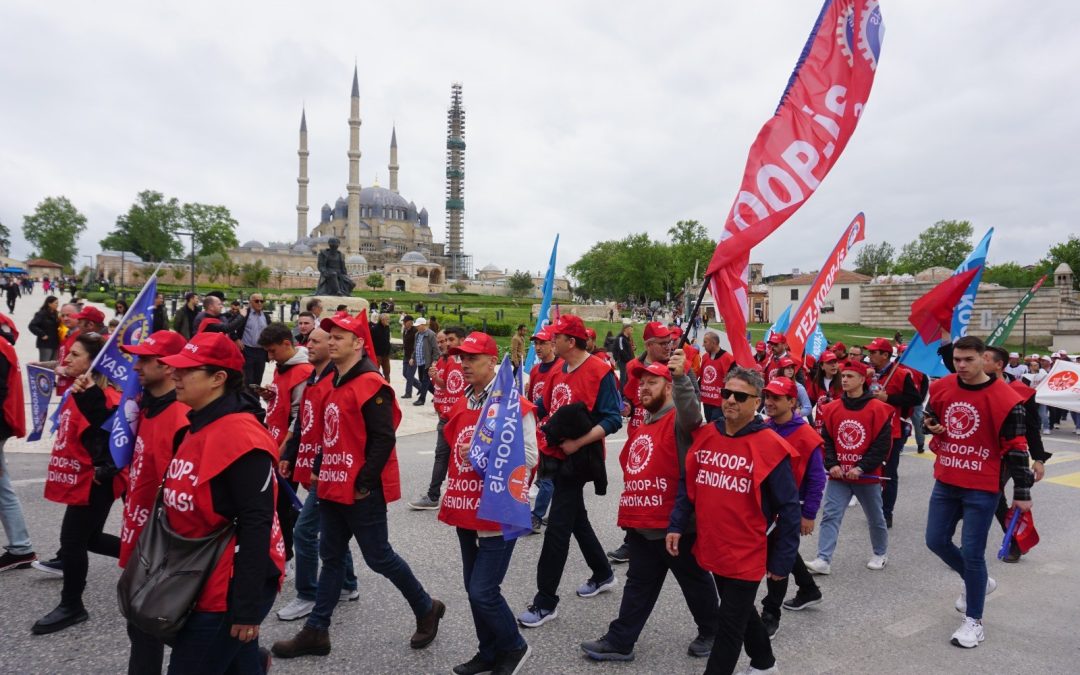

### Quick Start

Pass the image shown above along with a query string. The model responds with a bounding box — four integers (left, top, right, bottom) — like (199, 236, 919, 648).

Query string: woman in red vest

(32, 332, 122, 635)
(157, 332, 285, 672)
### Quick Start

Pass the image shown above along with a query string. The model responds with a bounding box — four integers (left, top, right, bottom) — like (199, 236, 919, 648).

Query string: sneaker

(276, 597, 315, 621)
(761, 610, 780, 639)
(530, 516, 543, 534)
(955, 577, 997, 613)
(867, 554, 888, 570)
(804, 557, 831, 575)
(950, 616, 985, 648)
(577, 574, 618, 598)
(517, 605, 558, 628)
(687, 634, 713, 658)
(31, 557, 63, 577)
(607, 543, 630, 563)
(0, 551, 37, 572)
(741, 666, 779, 674)
(341, 588, 360, 601)
(782, 588, 823, 611)
(408, 495, 440, 510)
(580, 637, 635, 661)
(453, 653, 496, 675)
(494, 644, 532, 675)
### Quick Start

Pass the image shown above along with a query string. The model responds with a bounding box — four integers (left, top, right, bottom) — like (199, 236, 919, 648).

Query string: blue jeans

(167, 583, 276, 674)
(924, 480, 999, 620)
(531, 478, 554, 521)
(293, 489, 357, 602)
(0, 440, 33, 555)
(911, 404, 925, 449)
(402, 361, 419, 397)
(1038, 404, 1049, 432)
(307, 489, 433, 631)
(456, 529, 526, 662)
(816, 480, 888, 562)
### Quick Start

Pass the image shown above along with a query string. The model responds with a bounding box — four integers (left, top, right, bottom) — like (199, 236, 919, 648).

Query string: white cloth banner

(1034, 360, 1080, 413)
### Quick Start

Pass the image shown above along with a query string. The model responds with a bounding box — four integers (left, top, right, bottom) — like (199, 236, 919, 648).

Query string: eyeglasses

(720, 388, 755, 403)
(251, 299, 263, 304)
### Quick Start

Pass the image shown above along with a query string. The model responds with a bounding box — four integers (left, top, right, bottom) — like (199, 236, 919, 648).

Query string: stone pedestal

(301, 296, 370, 316)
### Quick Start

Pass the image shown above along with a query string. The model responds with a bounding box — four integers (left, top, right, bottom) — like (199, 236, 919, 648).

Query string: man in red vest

(805, 360, 892, 576)
(580, 357, 719, 664)
(272, 313, 444, 658)
(924, 335, 1033, 649)
(762, 333, 789, 378)
(0, 324, 32, 572)
(526, 327, 563, 533)
(699, 330, 735, 423)
(865, 337, 921, 528)
(666, 365, 801, 675)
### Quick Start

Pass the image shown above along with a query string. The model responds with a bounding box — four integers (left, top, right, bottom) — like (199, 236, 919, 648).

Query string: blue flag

(523, 235, 559, 381)
(764, 305, 793, 343)
(899, 229, 993, 376)
(26, 364, 56, 442)
(807, 323, 829, 359)
(468, 355, 533, 539)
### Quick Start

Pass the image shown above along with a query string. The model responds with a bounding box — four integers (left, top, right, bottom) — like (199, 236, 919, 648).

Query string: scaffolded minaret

(388, 127, 400, 194)
(346, 67, 362, 243)
(296, 109, 309, 241)
(445, 83, 470, 279)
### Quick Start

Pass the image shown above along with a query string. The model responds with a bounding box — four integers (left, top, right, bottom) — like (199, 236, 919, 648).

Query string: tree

(0, 219, 10, 256)
(982, 262, 1050, 289)
(1042, 235, 1080, 290)
(181, 203, 240, 258)
(100, 191, 183, 261)
(507, 270, 535, 296)
(366, 272, 385, 290)
(852, 241, 895, 276)
(171, 266, 186, 283)
(241, 260, 271, 290)
(22, 196, 88, 268)
(451, 280, 467, 294)
(667, 220, 715, 286)
(894, 220, 974, 274)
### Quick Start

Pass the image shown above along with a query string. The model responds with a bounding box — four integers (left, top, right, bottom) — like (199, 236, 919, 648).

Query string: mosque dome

(359, 186, 410, 210)
(291, 243, 312, 253)
(346, 254, 368, 264)
(333, 196, 348, 220)
(401, 251, 428, 264)
(481, 263, 501, 273)
(241, 240, 264, 249)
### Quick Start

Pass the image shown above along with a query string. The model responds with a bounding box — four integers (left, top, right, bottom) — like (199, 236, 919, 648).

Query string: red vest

(622, 357, 650, 433)
(1009, 379, 1036, 403)
(265, 362, 314, 444)
(293, 369, 334, 488)
(542, 354, 610, 459)
(162, 413, 285, 612)
(0, 339, 26, 437)
(617, 409, 679, 529)
(44, 387, 122, 505)
(118, 398, 190, 568)
(317, 370, 402, 504)
(432, 355, 466, 419)
(778, 420, 823, 487)
(685, 424, 795, 581)
(55, 329, 79, 395)
(929, 375, 1024, 493)
(819, 397, 893, 483)
(870, 362, 914, 439)
(699, 350, 735, 407)
(196, 316, 222, 334)
(528, 358, 563, 455)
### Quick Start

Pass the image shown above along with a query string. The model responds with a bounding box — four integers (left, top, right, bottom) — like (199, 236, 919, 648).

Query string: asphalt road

(2, 425, 1080, 674)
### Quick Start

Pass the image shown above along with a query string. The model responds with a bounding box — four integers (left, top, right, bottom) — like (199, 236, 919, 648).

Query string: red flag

(353, 309, 379, 365)
(706, 1, 884, 366)
(908, 268, 980, 343)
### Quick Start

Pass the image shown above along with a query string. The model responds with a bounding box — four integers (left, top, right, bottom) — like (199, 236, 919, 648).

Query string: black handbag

(117, 491, 235, 641)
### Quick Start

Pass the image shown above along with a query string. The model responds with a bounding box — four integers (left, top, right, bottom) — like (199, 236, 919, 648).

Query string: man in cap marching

(865, 337, 921, 528)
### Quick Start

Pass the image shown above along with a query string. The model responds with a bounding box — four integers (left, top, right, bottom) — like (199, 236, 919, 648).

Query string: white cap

(1040, 354, 1052, 361)
(415, 317, 427, 326)
(1009, 352, 1019, 358)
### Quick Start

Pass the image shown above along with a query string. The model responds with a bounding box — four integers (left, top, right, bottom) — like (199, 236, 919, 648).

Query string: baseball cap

(767, 333, 785, 344)
(584, 327, 597, 340)
(819, 351, 838, 364)
(776, 356, 796, 369)
(321, 313, 367, 338)
(866, 337, 893, 353)
(415, 317, 428, 327)
(668, 325, 684, 338)
(1039, 355, 1052, 362)
(763, 377, 797, 398)
(121, 330, 187, 357)
(553, 315, 588, 342)
(643, 322, 671, 342)
(73, 306, 106, 325)
(755, 341, 766, 352)
(160, 332, 245, 371)
(840, 359, 870, 377)
(631, 361, 672, 382)
(531, 327, 554, 342)
(449, 331, 498, 356)
(831, 342, 847, 353)
(1009, 352, 1020, 358)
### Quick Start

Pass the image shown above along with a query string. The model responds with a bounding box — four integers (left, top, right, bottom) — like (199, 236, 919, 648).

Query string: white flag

(1034, 359, 1080, 413)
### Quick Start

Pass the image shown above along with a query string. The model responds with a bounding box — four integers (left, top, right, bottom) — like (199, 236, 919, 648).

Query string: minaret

(346, 66, 362, 243)
(445, 83, 467, 278)
(388, 127, 400, 193)
(296, 108, 309, 241)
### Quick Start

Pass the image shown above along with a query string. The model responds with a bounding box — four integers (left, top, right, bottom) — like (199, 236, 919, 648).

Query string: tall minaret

(296, 108, 309, 241)
(388, 127, 400, 193)
(346, 66, 362, 238)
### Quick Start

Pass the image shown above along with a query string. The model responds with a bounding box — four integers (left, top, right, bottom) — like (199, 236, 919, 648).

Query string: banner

(898, 229, 993, 376)
(468, 355, 533, 539)
(26, 364, 55, 442)
(706, 1, 884, 366)
(785, 213, 866, 359)
(764, 305, 793, 343)
(1034, 359, 1080, 414)
(104, 274, 159, 468)
(807, 323, 830, 359)
(986, 275, 1047, 346)
(524, 234, 559, 378)
(908, 268, 981, 342)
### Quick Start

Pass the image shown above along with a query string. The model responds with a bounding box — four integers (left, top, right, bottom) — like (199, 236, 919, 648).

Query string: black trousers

(242, 345, 268, 386)
(127, 621, 164, 675)
(60, 479, 120, 607)
(277, 478, 299, 561)
(532, 476, 611, 611)
(604, 530, 719, 651)
(706, 575, 774, 675)
(425, 418, 451, 501)
(762, 555, 817, 618)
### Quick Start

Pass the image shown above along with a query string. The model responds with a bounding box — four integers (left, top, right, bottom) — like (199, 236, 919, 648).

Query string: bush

(427, 312, 513, 337)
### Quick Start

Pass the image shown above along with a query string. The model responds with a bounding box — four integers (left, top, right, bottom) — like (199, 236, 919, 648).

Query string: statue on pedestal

(315, 237, 356, 296)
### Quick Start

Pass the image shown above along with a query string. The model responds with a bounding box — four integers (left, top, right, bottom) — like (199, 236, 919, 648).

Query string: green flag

(986, 275, 1047, 346)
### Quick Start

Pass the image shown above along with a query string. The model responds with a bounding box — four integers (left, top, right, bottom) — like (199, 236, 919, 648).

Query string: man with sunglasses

(223, 294, 270, 385)
(667, 365, 801, 675)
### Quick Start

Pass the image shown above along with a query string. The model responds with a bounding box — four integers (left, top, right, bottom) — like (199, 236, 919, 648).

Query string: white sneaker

(867, 554, 888, 570)
(950, 616, 985, 648)
(741, 665, 780, 674)
(804, 557, 831, 575)
(955, 577, 996, 613)
(276, 597, 315, 621)
(341, 588, 360, 601)
(283, 559, 296, 581)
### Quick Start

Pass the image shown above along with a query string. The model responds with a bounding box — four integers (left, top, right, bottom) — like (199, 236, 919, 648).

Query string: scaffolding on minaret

(445, 82, 471, 279)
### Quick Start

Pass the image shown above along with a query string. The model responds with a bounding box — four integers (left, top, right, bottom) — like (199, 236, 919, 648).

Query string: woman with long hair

(28, 295, 61, 361)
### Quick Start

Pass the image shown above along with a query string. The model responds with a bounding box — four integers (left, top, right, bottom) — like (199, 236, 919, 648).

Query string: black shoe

(401, 394, 413, 399)
(31, 603, 88, 635)
(581, 637, 634, 662)
(1002, 540, 1022, 563)
(782, 588, 823, 611)
(916, 446, 926, 454)
(30, 557, 63, 576)
(687, 634, 713, 658)
(885, 515, 893, 529)
(412, 399, 425, 406)
(258, 646, 272, 673)
(0, 551, 37, 572)
(453, 653, 497, 675)
(494, 644, 532, 674)
(530, 516, 543, 534)
(761, 610, 780, 639)
(606, 543, 630, 564)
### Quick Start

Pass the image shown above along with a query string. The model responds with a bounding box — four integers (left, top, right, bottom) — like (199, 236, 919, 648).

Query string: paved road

(2, 425, 1079, 674)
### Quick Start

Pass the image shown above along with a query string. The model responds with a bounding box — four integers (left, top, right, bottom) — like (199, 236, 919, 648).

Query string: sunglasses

(720, 388, 756, 403)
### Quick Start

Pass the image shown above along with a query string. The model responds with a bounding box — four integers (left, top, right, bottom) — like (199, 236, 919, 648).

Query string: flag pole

(679, 274, 712, 349)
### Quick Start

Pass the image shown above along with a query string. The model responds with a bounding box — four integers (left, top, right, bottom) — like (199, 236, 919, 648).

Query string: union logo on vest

(836, 419, 866, 451)
(322, 403, 341, 448)
(625, 435, 654, 475)
(944, 401, 981, 440)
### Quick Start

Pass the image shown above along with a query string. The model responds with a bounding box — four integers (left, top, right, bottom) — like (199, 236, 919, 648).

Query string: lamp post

(176, 231, 195, 294)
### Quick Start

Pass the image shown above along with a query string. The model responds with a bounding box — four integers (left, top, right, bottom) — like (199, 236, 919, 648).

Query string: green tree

(171, 266, 186, 283)
(101, 190, 183, 261)
(22, 196, 88, 268)
(982, 262, 1050, 289)
(667, 220, 715, 286)
(180, 203, 240, 257)
(1042, 235, 1080, 290)
(507, 270, 535, 295)
(451, 280, 467, 294)
(0, 219, 10, 256)
(852, 241, 895, 276)
(198, 252, 232, 283)
(366, 272, 385, 290)
(894, 220, 974, 274)
(567, 239, 624, 300)
(241, 260, 271, 290)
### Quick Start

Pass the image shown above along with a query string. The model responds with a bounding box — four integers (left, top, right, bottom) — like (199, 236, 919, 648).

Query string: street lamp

(176, 231, 195, 294)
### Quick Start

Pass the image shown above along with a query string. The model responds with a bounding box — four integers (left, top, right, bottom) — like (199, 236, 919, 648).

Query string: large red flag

(706, 1, 884, 366)
(908, 268, 981, 343)
(353, 309, 379, 365)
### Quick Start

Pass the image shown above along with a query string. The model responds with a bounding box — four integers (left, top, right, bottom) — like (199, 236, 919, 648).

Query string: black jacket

(539, 401, 608, 495)
(369, 322, 391, 357)
(28, 308, 60, 350)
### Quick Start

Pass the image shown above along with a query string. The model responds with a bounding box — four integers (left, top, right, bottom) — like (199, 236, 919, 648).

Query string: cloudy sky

(1, 1, 1076, 278)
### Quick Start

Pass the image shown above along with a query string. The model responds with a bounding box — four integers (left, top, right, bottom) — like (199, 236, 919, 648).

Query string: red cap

(160, 332, 245, 371)
(122, 330, 187, 358)
(584, 327, 597, 340)
(643, 322, 671, 341)
(866, 337, 893, 353)
(840, 359, 870, 378)
(531, 327, 554, 342)
(763, 377, 797, 398)
(767, 332, 785, 344)
(553, 315, 588, 342)
(819, 350, 838, 364)
(777, 356, 796, 369)
(755, 341, 767, 352)
(831, 341, 847, 353)
(320, 313, 367, 338)
(450, 331, 498, 356)
(631, 361, 672, 382)
(74, 306, 106, 325)
(668, 325, 683, 338)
